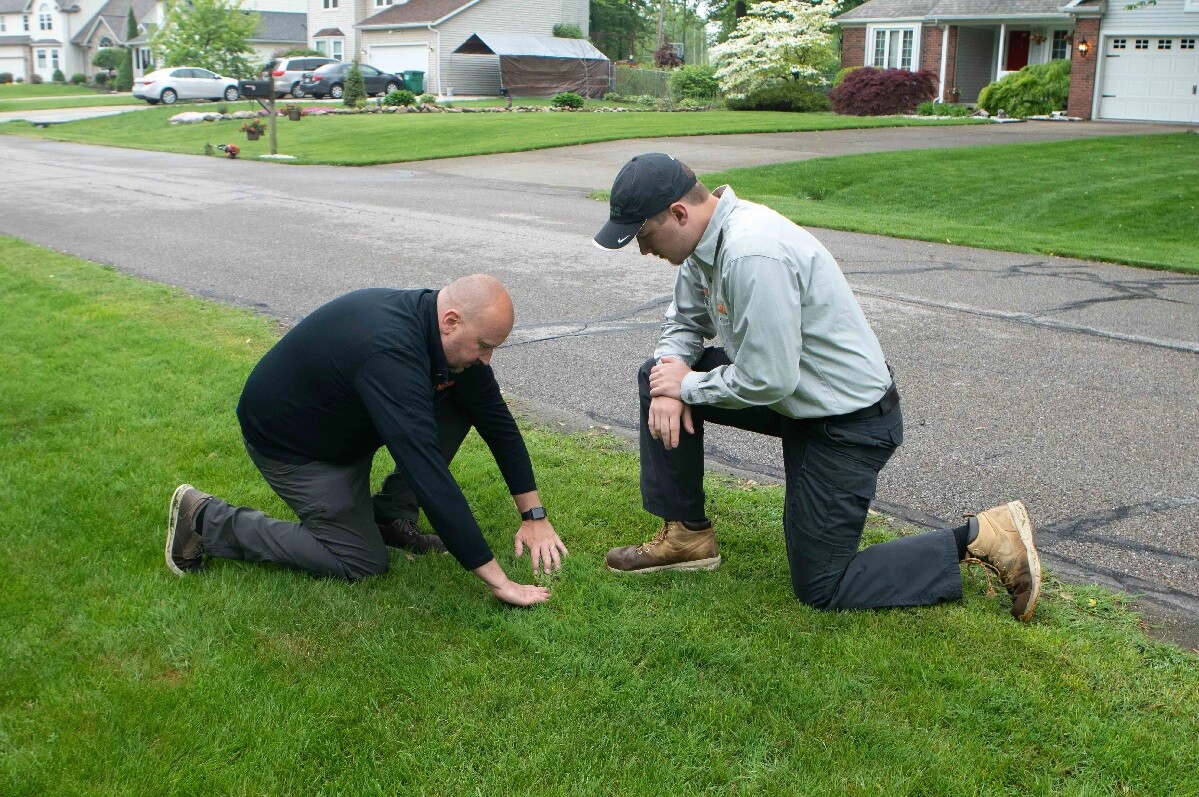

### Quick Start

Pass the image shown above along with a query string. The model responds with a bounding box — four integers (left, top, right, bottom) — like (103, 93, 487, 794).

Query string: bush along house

(834, 0, 1198, 124)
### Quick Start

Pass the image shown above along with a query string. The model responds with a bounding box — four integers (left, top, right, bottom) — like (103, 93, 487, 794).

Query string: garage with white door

(1098, 35, 1199, 123)
(367, 44, 429, 76)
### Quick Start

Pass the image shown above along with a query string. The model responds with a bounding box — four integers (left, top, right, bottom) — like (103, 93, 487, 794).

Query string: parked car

(133, 67, 240, 105)
(298, 62, 403, 100)
(266, 56, 337, 99)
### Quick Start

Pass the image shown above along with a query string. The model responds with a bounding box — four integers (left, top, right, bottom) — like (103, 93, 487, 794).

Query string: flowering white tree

(711, 0, 840, 96)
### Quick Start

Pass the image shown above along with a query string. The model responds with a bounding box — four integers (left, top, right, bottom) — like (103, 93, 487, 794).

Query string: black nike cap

(593, 153, 697, 250)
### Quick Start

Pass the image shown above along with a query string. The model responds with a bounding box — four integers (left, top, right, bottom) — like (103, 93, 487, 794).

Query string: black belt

(837, 382, 900, 422)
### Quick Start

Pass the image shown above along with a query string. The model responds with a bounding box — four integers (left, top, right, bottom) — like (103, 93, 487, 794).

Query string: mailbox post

(236, 75, 279, 156)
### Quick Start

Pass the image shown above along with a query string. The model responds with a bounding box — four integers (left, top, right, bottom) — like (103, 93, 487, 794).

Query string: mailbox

(239, 79, 273, 98)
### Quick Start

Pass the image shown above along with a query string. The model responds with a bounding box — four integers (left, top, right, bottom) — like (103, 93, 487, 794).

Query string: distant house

(835, 0, 1198, 123)
(304, 0, 589, 96)
(0, 0, 305, 83)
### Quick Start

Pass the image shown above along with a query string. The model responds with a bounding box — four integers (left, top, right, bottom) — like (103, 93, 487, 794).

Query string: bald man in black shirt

(165, 274, 566, 607)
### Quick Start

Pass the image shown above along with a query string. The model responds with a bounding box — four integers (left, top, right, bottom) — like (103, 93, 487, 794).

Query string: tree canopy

(152, 0, 258, 77)
(710, 0, 839, 95)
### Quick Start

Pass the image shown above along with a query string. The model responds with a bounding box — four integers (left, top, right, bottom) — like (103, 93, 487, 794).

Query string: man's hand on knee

(648, 396, 694, 450)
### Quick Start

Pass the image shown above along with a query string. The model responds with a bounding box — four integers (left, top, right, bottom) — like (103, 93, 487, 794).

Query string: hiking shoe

(166, 483, 211, 576)
(606, 521, 721, 574)
(966, 500, 1041, 622)
(378, 518, 447, 554)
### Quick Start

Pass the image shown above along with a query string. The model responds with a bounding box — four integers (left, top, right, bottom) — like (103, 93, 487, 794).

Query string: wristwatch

(520, 506, 548, 522)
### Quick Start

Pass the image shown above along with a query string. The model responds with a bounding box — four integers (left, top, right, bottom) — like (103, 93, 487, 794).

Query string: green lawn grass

(0, 94, 143, 112)
(0, 103, 979, 165)
(1, 235, 1196, 795)
(0, 82, 112, 98)
(700, 134, 1199, 274)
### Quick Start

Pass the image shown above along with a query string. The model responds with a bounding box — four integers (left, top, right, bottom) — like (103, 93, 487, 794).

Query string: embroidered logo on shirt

(716, 302, 727, 315)
(435, 379, 456, 392)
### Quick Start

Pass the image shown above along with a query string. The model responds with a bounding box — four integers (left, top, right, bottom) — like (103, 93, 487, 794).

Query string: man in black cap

(165, 274, 567, 607)
(593, 153, 1041, 621)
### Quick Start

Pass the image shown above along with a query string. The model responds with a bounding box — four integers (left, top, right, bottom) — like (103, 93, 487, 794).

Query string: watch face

(525, 507, 547, 521)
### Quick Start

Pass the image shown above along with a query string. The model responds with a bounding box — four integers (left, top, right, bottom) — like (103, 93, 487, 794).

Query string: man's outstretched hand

(515, 519, 569, 577)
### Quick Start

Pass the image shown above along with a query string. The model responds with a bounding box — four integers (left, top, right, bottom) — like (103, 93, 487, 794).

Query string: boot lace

(636, 525, 670, 554)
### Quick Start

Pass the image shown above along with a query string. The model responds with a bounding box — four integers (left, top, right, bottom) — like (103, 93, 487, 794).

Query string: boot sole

(1008, 500, 1041, 621)
(607, 556, 722, 575)
(165, 483, 192, 577)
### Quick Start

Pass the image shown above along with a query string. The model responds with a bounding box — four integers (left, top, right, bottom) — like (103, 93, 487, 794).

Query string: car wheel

(384, 82, 399, 95)
(161, 88, 177, 105)
(330, 83, 343, 99)
(291, 82, 304, 98)
(224, 86, 240, 102)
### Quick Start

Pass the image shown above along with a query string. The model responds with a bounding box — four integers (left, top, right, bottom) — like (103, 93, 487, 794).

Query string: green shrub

(915, 100, 975, 117)
(551, 91, 584, 109)
(419, 93, 436, 104)
(0, 73, 12, 84)
(94, 72, 108, 86)
(669, 65, 719, 102)
(833, 65, 876, 87)
(115, 52, 133, 92)
(70, 72, 86, 84)
(628, 94, 657, 106)
(978, 59, 1071, 117)
(92, 48, 125, 73)
(383, 88, 416, 106)
(604, 92, 622, 102)
(552, 23, 584, 39)
(30, 74, 43, 84)
(273, 48, 324, 58)
(216, 103, 228, 114)
(52, 69, 65, 83)
(829, 67, 937, 115)
(726, 81, 831, 113)
(343, 60, 366, 108)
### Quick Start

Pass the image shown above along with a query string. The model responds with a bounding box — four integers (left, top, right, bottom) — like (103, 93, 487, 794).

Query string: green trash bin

(402, 70, 425, 94)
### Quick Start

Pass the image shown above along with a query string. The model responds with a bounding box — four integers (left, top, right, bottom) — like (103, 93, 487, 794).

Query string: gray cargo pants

(200, 398, 472, 580)
(639, 349, 963, 610)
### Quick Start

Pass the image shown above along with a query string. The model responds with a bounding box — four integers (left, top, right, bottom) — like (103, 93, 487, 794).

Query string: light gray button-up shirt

(655, 186, 891, 419)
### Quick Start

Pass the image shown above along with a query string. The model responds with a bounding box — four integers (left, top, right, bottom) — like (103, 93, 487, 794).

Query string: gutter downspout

(938, 22, 949, 102)
(428, 22, 441, 96)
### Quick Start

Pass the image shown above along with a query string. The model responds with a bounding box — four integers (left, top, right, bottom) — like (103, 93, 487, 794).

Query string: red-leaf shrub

(829, 68, 937, 115)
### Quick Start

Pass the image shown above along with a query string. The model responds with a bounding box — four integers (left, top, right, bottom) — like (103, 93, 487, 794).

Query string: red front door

(1006, 31, 1031, 71)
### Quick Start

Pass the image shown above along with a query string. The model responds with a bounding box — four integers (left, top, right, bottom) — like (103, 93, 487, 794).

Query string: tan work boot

(966, 500, 1041, 622)
(166, 483, 211, 576)
(606, 520, 721, 574)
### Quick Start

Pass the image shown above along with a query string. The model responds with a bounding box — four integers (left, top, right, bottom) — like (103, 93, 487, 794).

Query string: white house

(304, 0, 588, 96)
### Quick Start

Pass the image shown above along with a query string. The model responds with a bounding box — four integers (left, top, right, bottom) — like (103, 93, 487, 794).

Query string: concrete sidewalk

(0, 102, 152, 125)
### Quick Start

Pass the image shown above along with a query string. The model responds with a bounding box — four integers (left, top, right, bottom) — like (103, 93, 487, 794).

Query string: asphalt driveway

(1, 121, 1195, 645)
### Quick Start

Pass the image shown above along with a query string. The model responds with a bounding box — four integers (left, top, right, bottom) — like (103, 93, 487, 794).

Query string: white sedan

(133, 67, 240, 105)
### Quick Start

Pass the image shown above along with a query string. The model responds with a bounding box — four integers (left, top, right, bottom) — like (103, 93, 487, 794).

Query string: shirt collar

(422, 290, 453, 388)
(689, 185, 737, 275)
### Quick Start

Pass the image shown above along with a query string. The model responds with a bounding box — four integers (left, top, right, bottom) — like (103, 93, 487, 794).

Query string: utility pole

(657, 0, 667, 47)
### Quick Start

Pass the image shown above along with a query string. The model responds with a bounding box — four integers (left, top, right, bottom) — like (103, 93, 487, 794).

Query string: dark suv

(267, 56, 338, 98)
(298, 62, 404, 100)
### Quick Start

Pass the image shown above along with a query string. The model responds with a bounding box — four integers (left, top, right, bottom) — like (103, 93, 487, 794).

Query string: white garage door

(0, 56, 26, 81)
(368, 44, 428, 76)
(1099, 35, 1199, 123)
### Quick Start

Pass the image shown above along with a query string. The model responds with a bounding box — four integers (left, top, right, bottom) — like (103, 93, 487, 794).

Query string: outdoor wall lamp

(1077, 38, 1090, 57)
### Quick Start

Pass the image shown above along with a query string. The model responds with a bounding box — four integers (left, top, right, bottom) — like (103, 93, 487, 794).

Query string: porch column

(1067, 17, 1101, 119)
(938, 24, 949, 101)
(996, 23, 1007, 77)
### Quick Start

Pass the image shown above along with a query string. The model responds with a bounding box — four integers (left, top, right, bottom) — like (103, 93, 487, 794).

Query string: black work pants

(202, 393, 473, 580)
(639, 349, 962, 610)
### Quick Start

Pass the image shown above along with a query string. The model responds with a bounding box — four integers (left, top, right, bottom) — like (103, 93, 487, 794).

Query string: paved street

(1, 124, 1196, 643)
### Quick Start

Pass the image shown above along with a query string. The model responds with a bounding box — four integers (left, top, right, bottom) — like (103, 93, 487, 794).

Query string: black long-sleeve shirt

(237, 288, 536, 570)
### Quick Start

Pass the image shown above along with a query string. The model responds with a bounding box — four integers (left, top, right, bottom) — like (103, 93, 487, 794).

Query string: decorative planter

(246, 130, 261, 141)
(287, 110, 301, 121)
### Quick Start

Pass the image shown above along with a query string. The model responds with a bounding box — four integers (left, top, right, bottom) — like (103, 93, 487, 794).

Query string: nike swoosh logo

(617, 234, 633, 244)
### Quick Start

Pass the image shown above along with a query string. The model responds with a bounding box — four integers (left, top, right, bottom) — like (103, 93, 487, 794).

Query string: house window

(316, 38, 343, 60)
(322, 0, 338, 7)
(23, 14, 29, 31)
(1182, 39, 1196, 49)
(375, 0, 392, 6)
(1135, 38, 1149, 49)
(1157, 39, 1172, 49)
(50, 49, 58, 70)
(1111, 38, 1127, 49)
(1051, 30, 1070, 59)
(36, 49, 46, 68)
(870, 27, 916, 70)
(38, 4, 51, 30)
(141, 48, 153, 67)
(0, 17, 5, 32)
(99, 36, 112, 47)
